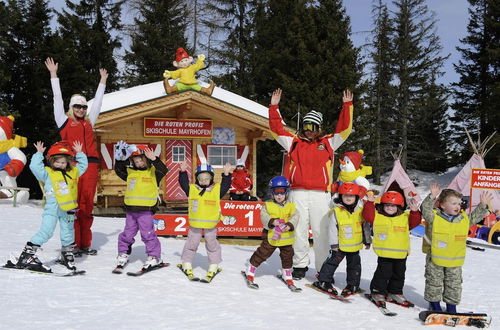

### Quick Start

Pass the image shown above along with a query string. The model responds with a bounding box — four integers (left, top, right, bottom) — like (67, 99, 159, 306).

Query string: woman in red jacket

(45, 57, 108, 256)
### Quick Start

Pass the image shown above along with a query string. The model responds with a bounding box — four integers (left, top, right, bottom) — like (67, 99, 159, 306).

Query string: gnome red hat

(0, 115, 14, 140)
(343, 149, 364, 170)
(175, 47, 190, 62)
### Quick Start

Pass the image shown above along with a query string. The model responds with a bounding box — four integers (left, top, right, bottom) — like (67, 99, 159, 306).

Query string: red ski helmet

(130, 144, 149, 157)
(46, 141, 74, 159)
(338, 182, 363, 196)
(380, 191, 404, 207)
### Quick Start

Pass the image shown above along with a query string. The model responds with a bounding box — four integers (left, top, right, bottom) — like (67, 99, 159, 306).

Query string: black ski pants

(317, 249, 361, 287)
(370, 256, 407, 295)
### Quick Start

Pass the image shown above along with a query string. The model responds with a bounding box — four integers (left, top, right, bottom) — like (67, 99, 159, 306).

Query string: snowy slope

(1, 202, 498, 330)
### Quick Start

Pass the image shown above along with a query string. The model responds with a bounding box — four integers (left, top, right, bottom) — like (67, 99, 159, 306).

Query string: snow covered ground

(1, 201, 499, 330)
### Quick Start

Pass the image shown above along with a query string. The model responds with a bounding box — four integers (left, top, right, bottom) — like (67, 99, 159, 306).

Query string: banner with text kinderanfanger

(153, 201, 264, 236)
(144, 117, 212, 138)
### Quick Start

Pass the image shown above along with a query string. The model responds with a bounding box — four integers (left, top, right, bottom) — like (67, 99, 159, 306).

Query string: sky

(48, 0, 471, 87)
(344, 0, 470, 86)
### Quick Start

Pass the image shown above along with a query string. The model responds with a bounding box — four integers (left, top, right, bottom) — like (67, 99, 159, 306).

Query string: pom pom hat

(342, 150, 364, 170)
(175, 47, 190, 62)
(302, 110, 323, 127)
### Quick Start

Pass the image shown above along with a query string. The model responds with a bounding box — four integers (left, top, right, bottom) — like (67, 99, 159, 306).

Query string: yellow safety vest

(334, 207, 363, 252)
(188, 184, 221, 229)
(265, 201, 296, 247)
(373, 213, 410, 259)
(124, 167, 158, 207)
(46, 167, 79, 211)
(431, 210, 469, 267)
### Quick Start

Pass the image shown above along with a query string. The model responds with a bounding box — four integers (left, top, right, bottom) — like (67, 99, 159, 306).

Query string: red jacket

(230, 169, 252, 193)
(268, 102, 353, 191)
(59, 117, 99, 160)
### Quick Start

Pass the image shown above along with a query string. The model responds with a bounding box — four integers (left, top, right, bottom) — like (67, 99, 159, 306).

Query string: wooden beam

(176, 103, 192, 119)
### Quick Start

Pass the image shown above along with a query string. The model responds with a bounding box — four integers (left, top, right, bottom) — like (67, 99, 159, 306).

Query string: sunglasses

(303, 122, 320, 132)
(73, 104, 88, 110)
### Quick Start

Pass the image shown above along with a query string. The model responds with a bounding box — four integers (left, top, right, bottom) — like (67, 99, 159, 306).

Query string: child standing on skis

(8, 140, 87, 272)
(244, 176, 300, 289)
(313, 182, 371, 296)
(363, 190, 421, 307)
(178, 161, 231, 281)
(113, 141, 169, 272)
(421, 184, 491, 313)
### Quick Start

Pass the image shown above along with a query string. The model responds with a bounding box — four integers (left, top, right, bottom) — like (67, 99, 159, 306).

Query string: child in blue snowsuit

(12, 140, 87, 272)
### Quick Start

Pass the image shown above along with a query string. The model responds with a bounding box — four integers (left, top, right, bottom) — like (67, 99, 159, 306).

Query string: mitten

(114, 141, 127, 161)
(272, 219, 286, 241)
(163, 70, 171, 79)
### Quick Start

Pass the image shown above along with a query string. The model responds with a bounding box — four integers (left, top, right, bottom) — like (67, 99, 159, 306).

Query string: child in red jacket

(229, 159, 254, 201)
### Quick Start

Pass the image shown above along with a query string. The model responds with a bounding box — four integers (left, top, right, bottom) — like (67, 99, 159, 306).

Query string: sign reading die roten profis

(144, 117, 212, 138)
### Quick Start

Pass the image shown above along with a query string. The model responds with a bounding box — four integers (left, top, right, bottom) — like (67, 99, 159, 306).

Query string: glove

(271, 219, 286, 241)
(163, 70, 171, 79)
(197, 54, 205, 62)
(114, 141, 131, 161)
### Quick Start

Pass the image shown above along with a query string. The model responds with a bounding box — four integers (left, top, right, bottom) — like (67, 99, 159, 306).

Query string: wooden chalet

(89, 81, 274, 214)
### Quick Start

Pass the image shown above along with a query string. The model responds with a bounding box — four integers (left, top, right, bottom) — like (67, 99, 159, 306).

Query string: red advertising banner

(154, 201, 264, 236)
(144, 117, 212, 138)
(471, 168, 500, 190)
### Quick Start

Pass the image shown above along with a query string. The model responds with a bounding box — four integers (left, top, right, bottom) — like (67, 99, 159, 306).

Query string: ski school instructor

(268, 88, 354, 279)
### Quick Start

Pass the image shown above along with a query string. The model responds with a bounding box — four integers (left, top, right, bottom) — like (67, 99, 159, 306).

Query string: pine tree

(356, 1, 396, 184)
(56, 0, 123, 95)
(390, 0, 449, 170)
(0, 0, 58, 197)
(203, 0, 257, 97)
(123, 0, 188, 87)
(451, 0, 500, 167)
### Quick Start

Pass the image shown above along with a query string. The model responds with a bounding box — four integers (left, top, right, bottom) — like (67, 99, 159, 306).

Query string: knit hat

(0, 115, 14, 140)
(343, 149, 364, 170)
(175, 47, 190, 62)
(69, 94, 87, 108)
(303, 110, 323, 127)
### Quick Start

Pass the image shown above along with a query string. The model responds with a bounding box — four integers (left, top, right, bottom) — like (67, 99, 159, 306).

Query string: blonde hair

(437, 189, 462, 205)
(66, 94, 90, 121)
(48, 154, 73, 171)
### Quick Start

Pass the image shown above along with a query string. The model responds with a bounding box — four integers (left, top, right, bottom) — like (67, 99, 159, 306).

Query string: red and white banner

(154, 201, 264, 236)
(144, 117, 212, 138)
(471, 168, 500, 190)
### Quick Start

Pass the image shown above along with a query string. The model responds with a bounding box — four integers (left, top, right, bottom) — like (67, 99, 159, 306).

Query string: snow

(0, 202, 498, 330)
(87, 80, 269, 118)
(1, 168, 499, 329)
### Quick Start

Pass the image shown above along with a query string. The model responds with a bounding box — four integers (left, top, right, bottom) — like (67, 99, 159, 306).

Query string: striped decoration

(164, 140, 192, 201)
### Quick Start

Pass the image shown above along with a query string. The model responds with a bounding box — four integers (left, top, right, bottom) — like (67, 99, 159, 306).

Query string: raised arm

(88, 68, 108, 125)
(327, 89, 354, 151)
(268, 89, 295, 151)
(46, 58, 67, 128)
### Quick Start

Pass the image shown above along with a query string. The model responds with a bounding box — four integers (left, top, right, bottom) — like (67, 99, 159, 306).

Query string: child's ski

(276, 274, 302, 292)
(385, 297, 418, 309)
(176, 264, 200, 281)
(2, 260, 85, 277)
(200, 268, 222, 283)
(112, 265, 126, 274)
(419, 310, 491, 328)
(364, 294, 398, 316)
(241, 271, 259, 289)
(304, 283, 350, 302)
(126, 262, 169, 277)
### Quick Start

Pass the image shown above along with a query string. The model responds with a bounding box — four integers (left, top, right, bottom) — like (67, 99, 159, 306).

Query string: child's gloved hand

(114, 141, 127, 160)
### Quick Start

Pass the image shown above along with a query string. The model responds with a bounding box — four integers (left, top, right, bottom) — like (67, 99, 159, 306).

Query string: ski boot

(429, 302, 443, 311)
(341, 284, 360, 297)
(117, 254, 129, 267)
(386, 293, 414, 307)
(74, 247, 97, 258)
(14, 242, 51, 272)
(313, 281, 338, 295)
(446, 303, 457, 313)
(142, 256, 162, 271)
(370, 292, 387, 308)
(201, 264, 221, 283)
(59, 245, 77, 270)
(292, 266, 308, 280)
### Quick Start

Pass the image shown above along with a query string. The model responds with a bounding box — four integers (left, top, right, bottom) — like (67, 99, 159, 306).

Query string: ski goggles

(302, 122, 320, 132)
(73, 104, 88, 110)
(272, 188, 288, 195)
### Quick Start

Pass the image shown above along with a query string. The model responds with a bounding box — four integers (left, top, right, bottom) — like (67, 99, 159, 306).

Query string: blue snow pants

(30, 197, 75, 247)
